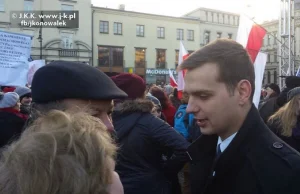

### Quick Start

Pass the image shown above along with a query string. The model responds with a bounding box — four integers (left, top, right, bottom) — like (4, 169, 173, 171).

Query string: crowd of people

(0, 39, 300, 194)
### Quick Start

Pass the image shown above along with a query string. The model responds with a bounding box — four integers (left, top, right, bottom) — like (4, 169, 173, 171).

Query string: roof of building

(183, 7, 240, 18)
(92, 6, 201, 22)
(261, 20, 278, 26)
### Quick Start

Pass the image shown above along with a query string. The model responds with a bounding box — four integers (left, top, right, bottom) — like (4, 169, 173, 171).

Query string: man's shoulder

(247, 128, 300, 180)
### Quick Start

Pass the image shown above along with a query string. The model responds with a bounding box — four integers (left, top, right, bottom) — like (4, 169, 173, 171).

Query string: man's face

(21, 96, 32, 105)
(184, 63, 243, 138)
(64, 99, 114, 132)
(266, 87, 274, 96)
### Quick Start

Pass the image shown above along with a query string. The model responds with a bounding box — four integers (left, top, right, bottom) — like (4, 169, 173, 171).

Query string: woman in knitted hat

(150, 86, 177, 127)
(14, 86, 32, 116)
(111, 73, 189, 194)
(267, 87, 300, 152)
(0, 92, 28, 148)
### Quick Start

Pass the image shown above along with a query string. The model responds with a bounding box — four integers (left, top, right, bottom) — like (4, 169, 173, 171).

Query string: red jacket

(162, 105, 176, 127)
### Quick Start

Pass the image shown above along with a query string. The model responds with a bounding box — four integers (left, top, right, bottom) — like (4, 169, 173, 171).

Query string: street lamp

(37, 11, 43, 59)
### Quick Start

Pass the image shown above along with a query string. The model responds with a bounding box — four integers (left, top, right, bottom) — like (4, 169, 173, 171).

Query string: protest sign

(0, 31, 32, 86)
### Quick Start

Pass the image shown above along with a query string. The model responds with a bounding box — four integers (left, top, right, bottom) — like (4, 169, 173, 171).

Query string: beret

(31, 61, 127, 103)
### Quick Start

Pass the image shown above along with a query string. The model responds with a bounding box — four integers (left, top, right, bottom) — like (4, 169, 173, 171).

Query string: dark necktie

(216, 143, 222, 158)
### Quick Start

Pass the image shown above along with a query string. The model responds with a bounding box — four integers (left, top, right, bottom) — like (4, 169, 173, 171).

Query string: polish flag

(236, 15, 267, 108)
(169, 69, 178, 87)
(177, 41, 189, 99)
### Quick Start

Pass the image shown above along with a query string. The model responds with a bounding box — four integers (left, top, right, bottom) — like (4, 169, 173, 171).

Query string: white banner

(253, 52, 267, 108)
(0, 31, 32, 86)
(27, 60, 45, 85)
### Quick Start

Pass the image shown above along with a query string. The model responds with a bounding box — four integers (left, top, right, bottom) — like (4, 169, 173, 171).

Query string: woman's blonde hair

(268, 94, 300, 137)
(0, 110, 117, 194)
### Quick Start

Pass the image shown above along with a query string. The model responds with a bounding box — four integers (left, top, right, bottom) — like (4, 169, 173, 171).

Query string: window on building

(156, 49, 166, 69)
(136, 25, 144, 37)
(157, 27, 165, 38)
(228, 33, 232, 39)
(175, 50, 179, 68)
(204, 31, 210, 45)
(0, 1, 3, 12)
(274, 32, 277, 45)
(228, 15, 230, 24)
(112, 47, 124, 66)
(211, 12, 214, 22)
(24, 0, 33, 11)
(237, 17, 239, 25)
(205, 11, 208, 21)
(222, 14, 225, 24)
(267, 54, 271, 63)
(177, 29, 184, 40)
(274, 71, 277, 84)
(60, 32, 73, 49)
(187, 30, 194, 41)
(267, 34, 271, 45)
(217, 13, 220, 23)
(274, 52, 277, 62)
(61, 4, 74, 11)
(100, 21, 109, 33)
(135, 48, 146, 67)
(217, 32, 222, 38)
(98, 46, 124, 67)
(114, 22, 122, 35)
(0, 0, 5, 11)
(267, 71, 271, 83)
(98, 47, 110, 66)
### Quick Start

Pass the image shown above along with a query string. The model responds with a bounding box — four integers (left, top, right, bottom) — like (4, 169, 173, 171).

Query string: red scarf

(0, 108, 28, 120)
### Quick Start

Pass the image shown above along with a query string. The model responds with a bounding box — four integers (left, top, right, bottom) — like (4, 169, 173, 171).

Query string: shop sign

(146, 68, 177, 75)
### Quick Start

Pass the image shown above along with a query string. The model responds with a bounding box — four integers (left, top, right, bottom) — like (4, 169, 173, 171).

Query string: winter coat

(0, 109, 27, 148)
(162, 104, 176, 127)
(112, 100, 190, 194)
(259, 97, 279, 124)
(188, 105, 300, 194)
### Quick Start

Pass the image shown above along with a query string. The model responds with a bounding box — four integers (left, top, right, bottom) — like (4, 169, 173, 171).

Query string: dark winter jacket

(259, 97, 279, 123)
(112, 100, 190, 194)
(188, 105, 300, 194)
(0, 109, 27, 148)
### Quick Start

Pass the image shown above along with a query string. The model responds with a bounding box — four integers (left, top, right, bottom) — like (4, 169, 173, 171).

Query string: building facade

(0, 1, 240, 84)
(92, 6, 239, 84)
(261, 3, 300, 86)
(183, 7, 239, 46)
(261, 20, 279, 85)
(92, 6, 200, 84)
(0, 0, 92, 64)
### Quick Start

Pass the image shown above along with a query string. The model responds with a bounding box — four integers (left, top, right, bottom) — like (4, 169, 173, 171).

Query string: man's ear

(236, 79, 252, 105)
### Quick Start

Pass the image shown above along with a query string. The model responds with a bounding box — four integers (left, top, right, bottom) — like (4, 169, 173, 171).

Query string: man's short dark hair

(180, 39, 255, 100)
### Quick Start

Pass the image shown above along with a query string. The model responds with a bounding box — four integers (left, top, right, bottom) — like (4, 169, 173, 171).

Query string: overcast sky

(92, 0, 280, 23)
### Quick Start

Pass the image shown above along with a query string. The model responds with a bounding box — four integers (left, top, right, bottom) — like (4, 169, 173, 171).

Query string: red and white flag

(177, 41, 189, 99)
(236, 15, 267, 108)
(169, 69, 178, 87)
